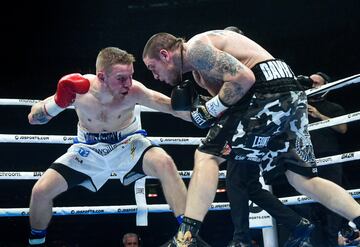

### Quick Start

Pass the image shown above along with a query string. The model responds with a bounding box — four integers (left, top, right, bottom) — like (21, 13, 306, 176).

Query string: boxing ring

(0, 74, 359, 246)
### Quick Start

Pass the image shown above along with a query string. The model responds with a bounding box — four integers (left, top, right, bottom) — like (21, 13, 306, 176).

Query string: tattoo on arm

(188, 41, 216, 71)
(220, 82, 245, 105)
(188, 41, 243, 77)
(188, 40, 247, 104)
(215, 52, 244, 76)
(33, 107, 50, 124)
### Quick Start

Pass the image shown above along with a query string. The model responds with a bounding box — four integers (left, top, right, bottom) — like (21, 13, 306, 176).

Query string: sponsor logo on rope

(218, 171, 226, 178)
(297, 196, 312, 202)
(0, 172, 21, 176)
(210, 203, 229, 209)
(63, 136, 74, 141)
(117, 208, 136, 213)
(341, 152, 354, 159)
(14, 135, 50, 141)
(348, 112, 360, 118)
(316, 157, 332, 164)
(249, 215, 271, 220)
(159, 138, 190, 142)
(18, 99, 40, 104)
(350, 191, 360, 196)
(309, 119, 330, 127)
(179, 171, 191, 177)
(70, 209, 105, 214)
(280, 199, 288, 204)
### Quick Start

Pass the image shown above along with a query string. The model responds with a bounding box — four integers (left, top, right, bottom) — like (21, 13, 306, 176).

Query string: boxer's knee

(31, 183, 54, 202)
(150, 153, 178, 179)
(161, 155, 179, 177)
(31, 177, 66, 202)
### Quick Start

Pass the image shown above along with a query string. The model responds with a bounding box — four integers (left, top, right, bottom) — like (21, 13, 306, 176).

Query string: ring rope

(1, 189, 359, 217)
(0, 99, 156, 112)
(0, 74, 359, 109)
(0, 111, 358, 145)
(1, 151, 359, 180)
(305, 73, 360, 97)
(0, 74, 359, 230)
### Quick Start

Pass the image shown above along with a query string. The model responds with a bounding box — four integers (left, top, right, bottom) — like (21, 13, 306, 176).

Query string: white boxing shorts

(50, 116, 157, 192)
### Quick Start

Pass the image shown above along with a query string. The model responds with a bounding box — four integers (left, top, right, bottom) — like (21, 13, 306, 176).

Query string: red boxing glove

(54, 73, 90, 107)
(44, 73, 90, 117)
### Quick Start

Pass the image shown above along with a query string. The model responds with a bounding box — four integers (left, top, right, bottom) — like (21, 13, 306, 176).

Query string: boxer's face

(143, 56, 181, 86)
(103, 63, 134, 95)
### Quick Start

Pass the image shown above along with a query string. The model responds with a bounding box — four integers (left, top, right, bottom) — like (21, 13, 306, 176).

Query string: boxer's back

(189, 30, 274, 69)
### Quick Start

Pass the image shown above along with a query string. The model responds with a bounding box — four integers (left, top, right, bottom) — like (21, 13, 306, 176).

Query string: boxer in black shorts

(143, 30, 360, 247)
(199, 59, 318, 185)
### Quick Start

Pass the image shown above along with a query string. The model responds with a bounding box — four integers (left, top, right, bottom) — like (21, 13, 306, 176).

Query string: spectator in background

(297, 72, 348, 247)
(122, 233, 140, 247)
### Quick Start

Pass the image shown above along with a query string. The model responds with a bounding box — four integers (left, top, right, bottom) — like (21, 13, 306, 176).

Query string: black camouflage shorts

(198, 90, 318, 184)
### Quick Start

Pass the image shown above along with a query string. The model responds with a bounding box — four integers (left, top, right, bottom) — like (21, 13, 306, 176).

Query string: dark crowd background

(0, 0, 359, 246)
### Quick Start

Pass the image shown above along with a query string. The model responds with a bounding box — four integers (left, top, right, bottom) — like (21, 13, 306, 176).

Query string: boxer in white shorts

(27, 47, 190, 246)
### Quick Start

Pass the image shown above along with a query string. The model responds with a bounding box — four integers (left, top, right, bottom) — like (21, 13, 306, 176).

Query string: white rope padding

(1, 189, 359, 217)
(0, 74, 358, 109)
(305, 74, 360, 97)
(0, 110, 358, 145)
(308, 111, 360, 131)
(0, 99, 156, 112)
(0, 74, 359, 227)
(0, 150, 359, 180)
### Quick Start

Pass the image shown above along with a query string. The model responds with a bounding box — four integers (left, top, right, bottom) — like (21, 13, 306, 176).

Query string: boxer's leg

(29, 168, 68, 245)
(142, 147, 187, 218)
(286, 170, 360, 225)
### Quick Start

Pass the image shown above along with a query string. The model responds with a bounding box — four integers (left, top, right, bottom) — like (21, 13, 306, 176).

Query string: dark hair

(224, 26, 244, 35)
(142, 32, 184, 59)
(315, 72, 331, 84)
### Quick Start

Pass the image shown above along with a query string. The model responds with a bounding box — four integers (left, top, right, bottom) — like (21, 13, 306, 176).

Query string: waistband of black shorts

(251, 59, 303, 93)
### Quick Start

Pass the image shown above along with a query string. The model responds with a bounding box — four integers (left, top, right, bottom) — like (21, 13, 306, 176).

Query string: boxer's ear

(159, 49, 169, 62)
(97, 71, 105, 82)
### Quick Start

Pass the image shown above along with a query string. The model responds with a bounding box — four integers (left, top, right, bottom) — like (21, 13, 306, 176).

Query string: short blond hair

(96, 47, 135, 73)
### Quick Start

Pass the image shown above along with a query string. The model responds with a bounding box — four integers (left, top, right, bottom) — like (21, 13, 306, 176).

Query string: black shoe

(160, 233, 211, 247)
(283, 218, 315, 247)
(226, 240, 252, 247)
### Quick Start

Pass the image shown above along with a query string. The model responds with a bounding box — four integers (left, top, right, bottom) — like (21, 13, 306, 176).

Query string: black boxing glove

(296, 75, 314, 90)
(171, 80, 196, 111)
(190, 94, 228, 129)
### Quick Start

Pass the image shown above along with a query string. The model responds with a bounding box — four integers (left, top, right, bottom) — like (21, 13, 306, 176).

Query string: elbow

(248, 71, 256, 84)
(242, 69, 256, 88)
(340, 125, 348, 134)
(28, 114, 35, 125)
